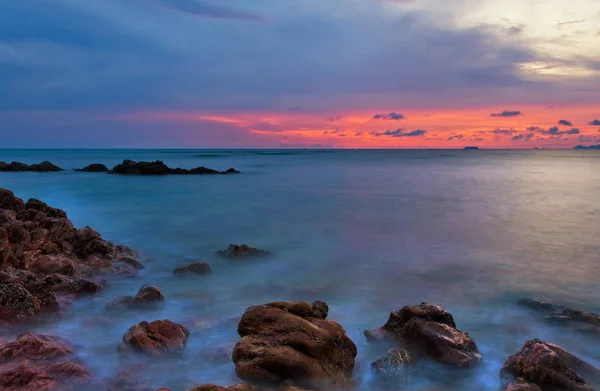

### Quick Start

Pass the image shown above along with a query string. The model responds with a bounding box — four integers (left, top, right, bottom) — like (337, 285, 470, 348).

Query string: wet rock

(517, 298, 566, 312)
(116, 257, 146, 270)
(216, 245, 272, 260)
(0, 161, 64, 172)
(74, 164, 109, 173)
(0, 332, 90, 391)
(107, 371, 153, 391)
(188, 384, 255, 391)
(109, 160, 240, 175)
(119, 320, 189, 357)
(0, 283, 40, 323)
(106, 285, 164, 311)
(365, 303, 481, 368)
(173, 263, 212, 276)
(233, 301, 356, 390)
(0, 188, 141, 324)
(371, 348, 414, 380)
(500, 339, 600, 391)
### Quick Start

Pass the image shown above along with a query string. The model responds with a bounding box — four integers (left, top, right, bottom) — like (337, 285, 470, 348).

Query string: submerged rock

(107, 371, 154, 391)
(233, 301, 356, 390)
(0, 188, 141, 324)
(216, 244, 272, 260)
(109, 160, 240, 175)
(500, 339, 600, 391)
(105, 285, 164, 312)
(371, 348, 414, 380)
(74, 164, 109, 173)
(0, 332, 90, 391)
(119, 319, 189, 357)
(518, 298, 600, 335)
(0, 161, 64, 172)
(173, 263, 212, 276)
(188, 384, 255, 391)
(365, 302, 481, 368)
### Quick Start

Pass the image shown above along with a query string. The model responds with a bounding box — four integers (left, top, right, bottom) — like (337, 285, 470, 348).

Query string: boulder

(119, 320, 189, 357)
(173, 263, 212, 276)
(74, 164, 109, 173)
(365, 303, 481, 368)
(501, 339, 600, 391)
(232, 301, 356, 390)
(216, 245, 272, 260)
(106, 285, 164, 311)
(371, 348, 414, 380)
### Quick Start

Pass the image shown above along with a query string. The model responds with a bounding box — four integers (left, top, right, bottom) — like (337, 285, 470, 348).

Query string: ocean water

(1, 149, 599, 390)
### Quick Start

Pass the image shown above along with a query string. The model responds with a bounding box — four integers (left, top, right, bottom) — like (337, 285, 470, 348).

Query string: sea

(1, 149, 599, 390)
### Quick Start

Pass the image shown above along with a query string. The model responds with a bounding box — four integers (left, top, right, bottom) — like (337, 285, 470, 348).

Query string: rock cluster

(109, 160, 240, 175)
(75, 164, 109, 173)
(173, 263, 213, 276)
(0, 161, 63, 172)
(217, 245, 272, 260)
(518, 298, 600, 335)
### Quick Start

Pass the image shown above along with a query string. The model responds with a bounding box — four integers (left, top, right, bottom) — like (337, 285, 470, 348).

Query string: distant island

(463, 146, 479, 150)
(573, 145, 600, 150)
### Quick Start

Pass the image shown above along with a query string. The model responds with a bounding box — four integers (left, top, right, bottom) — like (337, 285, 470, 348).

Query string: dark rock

(518, 298, 600, 335)
(173, 263, 212, 276)
(233, 301, 356, 390)
(0, 161, 63, 172)
(119, 320, 189, 357)
(116, 257, 146, 270)
(224, 168, 240, 174)
(0, 283, 40, 323)
(74, 164, 109, 173)
(517, 298, 566, 312)
(105, 285, 164, 312)
(109, 160, 239, 175)
(371, 348, 414, 380)
(500, 339, 600, 391)
(365, 303, 481, 368)
(188, 384, 255, 391)
(216, 244, 272, 260)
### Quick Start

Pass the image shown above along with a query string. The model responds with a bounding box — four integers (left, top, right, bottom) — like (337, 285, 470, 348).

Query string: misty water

(1, 149, 599, 390)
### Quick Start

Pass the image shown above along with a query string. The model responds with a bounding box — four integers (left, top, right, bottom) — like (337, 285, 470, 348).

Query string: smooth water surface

(1, 149, 599, 390)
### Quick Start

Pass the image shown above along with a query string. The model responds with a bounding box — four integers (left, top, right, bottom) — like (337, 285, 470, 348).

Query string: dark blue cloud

(558, 119, 572, 126)
(490, 110, 522, 117)
(492, 129, 517, 135)
(373, 112, 405, 120)
(371, 128, 426, 137)
(511, 133, 534, 140)
(590, 120, 600, 126)
(527, 126, 580, 135)
(447, 134, 464, 140)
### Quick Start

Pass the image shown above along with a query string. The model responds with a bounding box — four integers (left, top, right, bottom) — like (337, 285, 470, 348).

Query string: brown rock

(188, 384, 255, 391)
(501, 339, 600, 391)
(233, 301, 356, 390)
(216, 245, 272, 260)
(365, 303, 481, 368)
(371, 348, 414, 380)
(106, 285, 164, 312)
(173, 263, 212, 276)
(0, 283, 41, 323)
(119, 320, 189, 357)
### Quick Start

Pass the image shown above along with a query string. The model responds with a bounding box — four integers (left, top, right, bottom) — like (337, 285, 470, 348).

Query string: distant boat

(463, 146, 479, 150)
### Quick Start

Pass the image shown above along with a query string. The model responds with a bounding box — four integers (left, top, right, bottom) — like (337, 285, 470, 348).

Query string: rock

(117, 257, 146, 270)
(74, 164, 109, 173)
(365, 303, 481, 368)
(517, 298, 566, 312)
(187, 384, 255, 391)
(107, 371, 153, 391)
(518, 298, 600, 335)
(119, 320, 189, 357)
(216, 245, 272, 260)
(0, 333, 90, 391)
(371, 348, 414, 380)
(500, 339, 600, 391)
(0, 188, 141, 324)
(232, 301, 357, 390)
(109, 160, 240, 175)
(106, 285, 164, 312)
(0, 161, 63, 172)
(173, 263, 212, 276)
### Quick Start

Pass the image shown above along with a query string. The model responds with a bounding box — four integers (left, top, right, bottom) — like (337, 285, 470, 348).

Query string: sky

(0, 0, 599, 148)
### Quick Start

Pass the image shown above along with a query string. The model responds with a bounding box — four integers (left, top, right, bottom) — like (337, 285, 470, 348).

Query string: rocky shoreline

(1, 188, 599, 390)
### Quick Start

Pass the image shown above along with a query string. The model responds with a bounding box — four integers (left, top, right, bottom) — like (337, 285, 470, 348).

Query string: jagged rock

(173, 263, 212, 276)
(105, 285, 164, 311)
(371, 348, 414, 380)
(74, 164, 109, 173)
(0, 161, 63, 172)
(518, 298, 600, 335)
(233, 301, 356, 390)
(109, 160, 240, 175)
(216, 245, 272, 260)
(365, 303, 481, 368)
(500, 339, 600, 391)
(119, 320, 189, 357)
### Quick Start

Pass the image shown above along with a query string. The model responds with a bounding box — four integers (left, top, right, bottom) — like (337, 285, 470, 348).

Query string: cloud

(371, 128, 426, 137)
(558, 119, 573, 126)
(154, 0, 266, 21)
(373, 112, 405, 120)
(511, 133, 534, 141)
(490, 110, 522, 117)
(447, 134, 464, 140)
(492, 129, 517, 135)
(590, 120, 600, 126)
(527, 126, 580, 135)
(327, 116, 343, 122)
